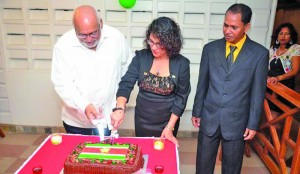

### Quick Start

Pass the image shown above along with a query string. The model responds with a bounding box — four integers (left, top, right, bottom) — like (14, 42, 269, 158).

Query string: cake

(64, 142, 144, 174)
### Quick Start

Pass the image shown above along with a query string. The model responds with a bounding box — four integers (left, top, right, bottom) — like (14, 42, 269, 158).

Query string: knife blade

(97, 123, 105, 142)
(110, 129, 119, 144)
(92, 119, 105, 142)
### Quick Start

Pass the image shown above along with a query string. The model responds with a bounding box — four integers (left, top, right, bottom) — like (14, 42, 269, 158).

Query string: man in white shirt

(51, 5, 132, 135)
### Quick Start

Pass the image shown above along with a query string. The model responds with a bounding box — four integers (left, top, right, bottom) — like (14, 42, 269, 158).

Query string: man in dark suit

(191, 3, 269, 174)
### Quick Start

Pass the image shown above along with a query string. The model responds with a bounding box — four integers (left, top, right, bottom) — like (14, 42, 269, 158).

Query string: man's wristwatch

(112, 107, 125, 112)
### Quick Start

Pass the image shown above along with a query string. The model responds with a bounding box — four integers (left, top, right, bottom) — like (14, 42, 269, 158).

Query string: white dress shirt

(51, 25, 132, 129)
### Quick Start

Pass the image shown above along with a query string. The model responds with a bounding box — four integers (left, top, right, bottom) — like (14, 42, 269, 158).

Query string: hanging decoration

(119, 0, 136, 9)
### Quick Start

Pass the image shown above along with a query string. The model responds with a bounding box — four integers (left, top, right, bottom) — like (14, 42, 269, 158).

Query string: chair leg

(244, 141, 251, 157)
(0, 128, 5, 138)
(219, 147, 223, 161)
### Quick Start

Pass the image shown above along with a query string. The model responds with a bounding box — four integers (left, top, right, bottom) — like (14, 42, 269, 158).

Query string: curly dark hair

(144, 17, 183, 58)
(272, 23, 298, 49)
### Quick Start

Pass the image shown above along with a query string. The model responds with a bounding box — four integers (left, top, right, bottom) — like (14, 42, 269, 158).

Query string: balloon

(119, 0, 136, 9)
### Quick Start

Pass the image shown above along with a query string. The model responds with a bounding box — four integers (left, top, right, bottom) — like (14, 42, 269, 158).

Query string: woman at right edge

(110, 17, 191, 145)
(266, 23, 300, 167)
(267, 23, 300, 93)
(267, 23, 300, 118)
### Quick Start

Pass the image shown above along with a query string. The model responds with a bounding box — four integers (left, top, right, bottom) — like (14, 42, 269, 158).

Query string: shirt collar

(226, 34, 247, 50)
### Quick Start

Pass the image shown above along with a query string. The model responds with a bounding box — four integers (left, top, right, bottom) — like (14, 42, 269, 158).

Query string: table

(15, 134, 180, 174)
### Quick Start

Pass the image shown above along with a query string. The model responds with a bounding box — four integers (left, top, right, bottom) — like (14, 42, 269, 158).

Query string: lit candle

(154, 139, 165, 150)
(51, 134, 62, 145)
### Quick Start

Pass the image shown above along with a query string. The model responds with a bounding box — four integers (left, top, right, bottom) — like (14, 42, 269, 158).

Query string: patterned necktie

(227, 45, 237, 71)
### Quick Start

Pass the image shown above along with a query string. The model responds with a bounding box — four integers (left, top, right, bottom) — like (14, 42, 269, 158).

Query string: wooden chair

(251, 82, 300, 174)
(0, 128, 5, 138)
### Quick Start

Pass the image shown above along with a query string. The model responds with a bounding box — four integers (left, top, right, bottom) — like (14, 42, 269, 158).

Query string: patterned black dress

(135, 72, 179, 137)
(267, 44, 300, 112)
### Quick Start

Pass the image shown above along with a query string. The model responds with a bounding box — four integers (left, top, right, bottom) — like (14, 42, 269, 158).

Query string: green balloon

(119, 0, 136, 9)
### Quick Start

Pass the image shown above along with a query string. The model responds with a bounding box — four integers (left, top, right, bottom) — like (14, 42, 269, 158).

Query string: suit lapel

(217, 39, 228, 72)
(228, 37, 253, 74)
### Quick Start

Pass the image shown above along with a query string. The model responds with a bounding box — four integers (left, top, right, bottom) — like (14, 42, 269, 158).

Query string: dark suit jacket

(192, 36, 269, 140)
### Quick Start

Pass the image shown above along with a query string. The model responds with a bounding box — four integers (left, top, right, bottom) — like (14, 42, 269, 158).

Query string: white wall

(0, 0, 277, 131)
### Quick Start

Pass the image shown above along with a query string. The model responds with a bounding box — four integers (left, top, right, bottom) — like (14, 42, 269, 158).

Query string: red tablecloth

(15, 134, 179, 174)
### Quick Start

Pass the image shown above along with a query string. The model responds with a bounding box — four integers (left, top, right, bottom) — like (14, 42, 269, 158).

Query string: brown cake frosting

(64, 142, 144, 174)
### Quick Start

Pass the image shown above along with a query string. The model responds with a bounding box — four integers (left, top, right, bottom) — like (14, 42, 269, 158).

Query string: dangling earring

(289, 40, 293, 45)
(276, 40, 279, 44)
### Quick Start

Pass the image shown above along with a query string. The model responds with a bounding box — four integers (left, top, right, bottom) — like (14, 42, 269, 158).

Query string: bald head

(73, 5, 100, 32)
(73, 5, 102, 50)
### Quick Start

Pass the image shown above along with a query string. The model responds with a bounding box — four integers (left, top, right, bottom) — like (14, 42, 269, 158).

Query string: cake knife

(92, 119, 105, 142)
(110, 129, 119, 144)
(97, 123, 105, 142)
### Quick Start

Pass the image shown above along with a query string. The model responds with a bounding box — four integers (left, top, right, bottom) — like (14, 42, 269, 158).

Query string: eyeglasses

(76, 26, 100, 39)
(147, 39, 163, 49)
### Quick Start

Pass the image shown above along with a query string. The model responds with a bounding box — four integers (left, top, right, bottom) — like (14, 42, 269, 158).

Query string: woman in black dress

(267, 23, 300, 89)
(267, 23, 300, 113)
(266, 23, 300, 167)
(111, 17, 191, 145)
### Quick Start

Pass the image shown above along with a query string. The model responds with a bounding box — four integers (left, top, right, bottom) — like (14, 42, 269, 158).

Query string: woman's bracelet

(112, 107, 125, 113)
(166, 125, 174, 131)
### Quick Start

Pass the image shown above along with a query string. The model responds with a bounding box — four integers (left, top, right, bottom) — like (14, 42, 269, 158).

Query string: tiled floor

(0, 133, 270, 174)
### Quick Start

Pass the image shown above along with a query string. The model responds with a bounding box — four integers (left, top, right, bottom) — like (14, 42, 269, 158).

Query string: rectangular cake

(64, 142, 144, 174)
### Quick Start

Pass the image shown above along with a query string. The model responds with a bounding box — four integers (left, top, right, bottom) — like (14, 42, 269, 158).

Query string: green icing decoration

(86, 143, 129, 148)
(78, 154, 125, 160)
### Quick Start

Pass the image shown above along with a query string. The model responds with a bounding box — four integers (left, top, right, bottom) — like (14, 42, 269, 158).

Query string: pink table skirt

(16, 134, 179, 174)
